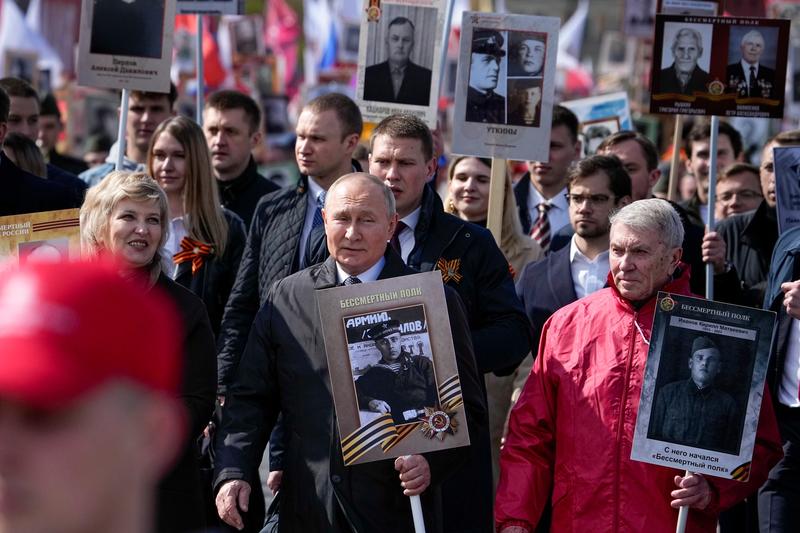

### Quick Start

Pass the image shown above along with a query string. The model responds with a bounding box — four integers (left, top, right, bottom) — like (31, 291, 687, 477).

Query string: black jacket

(173, 209, 247, 337)
(154, 274, 217, 533)
(214, 250, 486, 533)
(717, 201, 777, 308)
(216, 157, 279, 229)
(0, 152, 78, 216)
(658, 65, 709, 95)
(46, 163, 87, 207)
(47, 150, 88, 176)
(363, 60, 433, 106)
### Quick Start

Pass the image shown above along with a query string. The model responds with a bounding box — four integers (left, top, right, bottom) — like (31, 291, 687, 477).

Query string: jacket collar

(218, 157, 260, 195)
(608, 261, 694, 317)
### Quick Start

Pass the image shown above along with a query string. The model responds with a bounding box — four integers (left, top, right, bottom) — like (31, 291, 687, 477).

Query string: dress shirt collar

(741, 59, 759, 77)
(568, 234, 609, 264)
(336, 256, 386, 284)
(307, 176, 326, 206)
(400, 205, 422, 232)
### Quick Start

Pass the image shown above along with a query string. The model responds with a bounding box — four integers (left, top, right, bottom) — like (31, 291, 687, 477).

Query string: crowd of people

(1, 63, 800, 533)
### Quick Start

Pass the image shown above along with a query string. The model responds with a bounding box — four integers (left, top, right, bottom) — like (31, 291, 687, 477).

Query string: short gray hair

(672, 28, 703, 52)
(325, 172, 396, 218)
(609, 198, 684, 250)
(741, 30, 764, 47)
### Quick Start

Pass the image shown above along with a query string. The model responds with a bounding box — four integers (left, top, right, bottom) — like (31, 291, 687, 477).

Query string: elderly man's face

(323, 177, 397, 276)
(672, 34, 701, 74)
(375, 333, 402, 363)
(469, 53, 501, 92)
(689, 348, 721, 388)
(609, 222, 682, 302)
(0, 386, 174, 533)
(741, 34, 764, 65)
(518, 39, 545, 75)
(387, 22, 414, 66)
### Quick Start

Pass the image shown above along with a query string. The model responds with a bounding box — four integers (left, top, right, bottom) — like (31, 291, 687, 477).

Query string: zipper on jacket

(613, 310, 638, 531)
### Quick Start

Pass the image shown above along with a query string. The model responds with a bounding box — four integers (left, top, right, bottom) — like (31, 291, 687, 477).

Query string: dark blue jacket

(0, 152, 77, 216)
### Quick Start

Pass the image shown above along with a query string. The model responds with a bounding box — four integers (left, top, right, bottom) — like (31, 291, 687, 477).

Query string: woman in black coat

(81, 170, 216, 533)
(148, 115, 247, 336)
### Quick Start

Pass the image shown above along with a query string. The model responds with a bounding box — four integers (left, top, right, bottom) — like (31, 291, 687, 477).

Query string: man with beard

(516, 154, 631, 354)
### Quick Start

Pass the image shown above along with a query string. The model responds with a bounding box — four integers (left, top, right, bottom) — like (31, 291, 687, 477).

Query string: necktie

(748, 66, 756, 97)
(343, 276, 362, 286)
(531, 202, 552, 251)
(311, 190, 326, 231)
(389, 221, 407, 256)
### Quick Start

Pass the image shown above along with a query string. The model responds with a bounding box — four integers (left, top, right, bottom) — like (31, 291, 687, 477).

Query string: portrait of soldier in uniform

(465, 29, 507, 124)
(650, 336, 741, 453)
(355, 319, 438, 426)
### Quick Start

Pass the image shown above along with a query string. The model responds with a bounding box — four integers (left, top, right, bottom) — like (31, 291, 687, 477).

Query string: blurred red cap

(0, 259, 182, 409)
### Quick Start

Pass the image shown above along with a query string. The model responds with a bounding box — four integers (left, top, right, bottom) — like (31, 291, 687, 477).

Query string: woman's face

(106, 198, 163, 270)
(449, 158, 491, 222)
(151, 132, 187, 197)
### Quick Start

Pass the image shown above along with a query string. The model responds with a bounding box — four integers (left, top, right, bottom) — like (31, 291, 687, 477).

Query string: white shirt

(569, 235, 610, 299)
(163, 216, 188, 279)
(336, 257, 386, 284)
(298, 177, 326, 267)
(526, 185, 569, 236)
(395, 206, 422, 263)
(779, 318, 800, 407)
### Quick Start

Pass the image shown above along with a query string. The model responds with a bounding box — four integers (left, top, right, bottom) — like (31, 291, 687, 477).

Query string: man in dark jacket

(0, 86, 76, 217)
(215, 173, 487, 532)
(363, 17, 432, 106)
(0, 78, 87, 206)
(203, 91, 279, 228)
(38, 93, 88, 175)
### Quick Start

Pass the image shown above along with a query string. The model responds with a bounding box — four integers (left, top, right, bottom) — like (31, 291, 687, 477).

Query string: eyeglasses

(718, 190, 762, 202)
(565, 193, 615, 206)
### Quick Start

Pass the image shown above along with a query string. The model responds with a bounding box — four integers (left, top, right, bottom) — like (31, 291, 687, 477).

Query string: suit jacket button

(331, 475, 342, 483)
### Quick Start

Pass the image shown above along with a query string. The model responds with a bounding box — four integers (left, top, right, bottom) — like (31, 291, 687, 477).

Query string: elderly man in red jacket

(496, 198, 783, 533)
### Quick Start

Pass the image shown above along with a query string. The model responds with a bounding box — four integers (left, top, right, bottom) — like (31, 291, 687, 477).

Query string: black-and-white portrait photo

(726, 26, 780, 99)
(90, 0, 166, 59)
(507, 79, 542, 127)
(362, 5, 436, 107)
(346, 307, 438, 427)
(507, 32, 546, 78)
(656, 22, 712, 95)
(648, 333, 752, 454)
(465, 28, 507, 124)
(18, 238, 70, 265)
(230, 16, 263, 57)
(582, 117, 621, 155)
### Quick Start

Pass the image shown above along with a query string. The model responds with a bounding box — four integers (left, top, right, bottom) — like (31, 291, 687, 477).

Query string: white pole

(196, 15, 204, 125)
(410, 494, 426, 533)
(704, 115, 720, 300)
(115, 89, 130, 171)
(675, 469, 690, 533)
(437, 0, 456, 99)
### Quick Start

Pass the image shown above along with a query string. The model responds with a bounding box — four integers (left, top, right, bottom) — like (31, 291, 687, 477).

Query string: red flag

(174, 14, 226, 89)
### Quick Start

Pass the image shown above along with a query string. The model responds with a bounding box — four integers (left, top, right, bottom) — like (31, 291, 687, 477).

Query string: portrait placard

(317, 271, 470, 466)
(562, 92, 632, 156)
(773, 146, 800, 234)
(631, 293, 776, 480)
(355, 0, 447, 128)
(625, 0, 657, 39)
(177, 0, 243, 14)
(650, 14, 790, 119)
(451, 11, 560, 161)
(77, 0, 176, 92)
(3, 49, 38, 88)
(656, 0, 720, 16)
(0, 209, 81, 264)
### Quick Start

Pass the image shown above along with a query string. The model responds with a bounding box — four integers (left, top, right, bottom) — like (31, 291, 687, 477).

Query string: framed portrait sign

(177, 0, 243, 14)
(76, 0, 176, 92)
(656, 0, 720, 16)
(317, 271, 470, 466)
(451, 11, 559, 161)
(355, 0, 447, 128)
(650, 14, 791, 119)
(0, 209, 81, 264)
(773, 146, 800, 234)
(562, 92, 633, 156)
(631, 293, 776, 481)
(3, 50, 38, 88)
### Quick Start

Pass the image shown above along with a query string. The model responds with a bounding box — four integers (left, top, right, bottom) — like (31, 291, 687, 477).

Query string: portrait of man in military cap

(354, 318, 438, 426)
(466, 28, 507, 124)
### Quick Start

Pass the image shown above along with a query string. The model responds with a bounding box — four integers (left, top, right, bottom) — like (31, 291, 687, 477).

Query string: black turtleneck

(216, 157, 279, 228)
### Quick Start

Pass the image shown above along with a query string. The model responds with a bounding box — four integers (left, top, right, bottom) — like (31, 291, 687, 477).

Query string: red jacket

(495, 266, 783, 532)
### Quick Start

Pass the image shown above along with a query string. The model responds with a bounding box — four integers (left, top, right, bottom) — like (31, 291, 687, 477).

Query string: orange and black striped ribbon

(173, 236, 213, 275)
